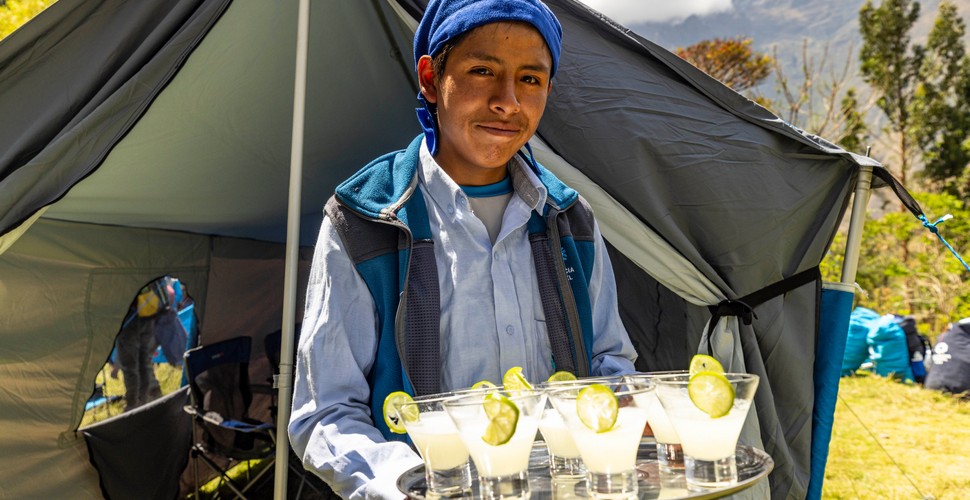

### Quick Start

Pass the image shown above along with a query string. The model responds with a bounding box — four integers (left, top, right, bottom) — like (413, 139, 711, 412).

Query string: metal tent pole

(841, 163, 873, 284)
(275, 0, 310, 497)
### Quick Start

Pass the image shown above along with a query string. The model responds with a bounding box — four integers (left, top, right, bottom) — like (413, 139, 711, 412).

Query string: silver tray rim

(397, 440, 774, 499)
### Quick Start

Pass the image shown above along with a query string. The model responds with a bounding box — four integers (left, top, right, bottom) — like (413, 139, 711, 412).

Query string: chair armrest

(220, 419, 275, 433)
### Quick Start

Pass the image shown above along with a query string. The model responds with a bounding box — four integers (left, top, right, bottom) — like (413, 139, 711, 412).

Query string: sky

(577, 0, 734, 25)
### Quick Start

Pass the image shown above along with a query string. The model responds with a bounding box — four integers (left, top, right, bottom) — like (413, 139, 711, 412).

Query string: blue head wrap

(413, 0, 563, 155)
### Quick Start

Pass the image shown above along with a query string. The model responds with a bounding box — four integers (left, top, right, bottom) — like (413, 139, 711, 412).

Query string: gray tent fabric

(0, 0, 232, 237)
(0, 0, 887, 498)
(82, 386, 193, 500)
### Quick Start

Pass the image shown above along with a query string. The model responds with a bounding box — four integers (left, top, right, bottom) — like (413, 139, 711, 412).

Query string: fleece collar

(335, 135, 578, 220)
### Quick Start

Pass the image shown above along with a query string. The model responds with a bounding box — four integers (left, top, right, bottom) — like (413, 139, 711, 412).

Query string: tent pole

(840, 164, 873, 284)
(275, 0, 310, 498)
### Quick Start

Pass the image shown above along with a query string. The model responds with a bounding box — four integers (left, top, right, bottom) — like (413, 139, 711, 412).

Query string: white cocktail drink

(641, 391, 680, 444)
(405, 410, 469, 470)
(660, 398, 750, 460)
(537, 377, 615, 478)
(538, 410, 579, 458)
(399, 395, 473, 496)
(443, 388, 547, 500)
(547, 380, 656, 499)
(568, 406, 648, 473)
(655, 373, 760, 490)
(626, 372, 687, 472)
(459, 415, 540, 477)
(538, 407, 587, 478)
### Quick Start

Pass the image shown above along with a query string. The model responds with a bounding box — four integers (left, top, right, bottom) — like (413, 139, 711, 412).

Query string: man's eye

(471, 68, 491, 75)
(522, 75, 541, 85)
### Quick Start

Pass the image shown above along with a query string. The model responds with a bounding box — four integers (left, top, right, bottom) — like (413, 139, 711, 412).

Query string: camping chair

(183, 336, 275, 499)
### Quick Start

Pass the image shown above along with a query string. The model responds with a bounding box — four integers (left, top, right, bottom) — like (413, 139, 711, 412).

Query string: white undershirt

(468, 193, 513, 244)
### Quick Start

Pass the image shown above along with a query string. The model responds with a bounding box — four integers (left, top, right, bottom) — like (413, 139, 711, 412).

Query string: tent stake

(275, 0, 311, 498)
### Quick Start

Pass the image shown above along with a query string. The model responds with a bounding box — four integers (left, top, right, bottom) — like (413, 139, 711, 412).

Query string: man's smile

(478, 122, 521, 136)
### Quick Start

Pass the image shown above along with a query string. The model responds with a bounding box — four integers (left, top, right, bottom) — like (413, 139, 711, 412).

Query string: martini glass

(624, 371, 688, 473)
(443, 387, 546, 500)
(547, 379, 655, 499)
(655, 373, 760, 490)
(396, 393, 473, 497)
(535, 376, 617, 479)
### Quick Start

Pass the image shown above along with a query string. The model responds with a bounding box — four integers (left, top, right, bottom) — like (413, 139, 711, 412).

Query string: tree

(859, 0, 923, 185)
(838, 88, 870, 153)
(0, 0, 55, 40)
(771, 39, 871, 153)
(912, 1, 970, 198)
(823, 191, 970, 339)
(675, 37, 773, 93)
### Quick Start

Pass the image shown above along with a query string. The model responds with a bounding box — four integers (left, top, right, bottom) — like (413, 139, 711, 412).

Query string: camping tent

(0, 0, 912, 498)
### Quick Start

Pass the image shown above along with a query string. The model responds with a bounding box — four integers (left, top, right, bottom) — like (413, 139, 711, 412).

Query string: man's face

(418, 22, 552, 185)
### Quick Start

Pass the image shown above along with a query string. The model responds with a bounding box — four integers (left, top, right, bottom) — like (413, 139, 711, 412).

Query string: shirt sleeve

(587, 219, 640, 376)
(288, 215, 422, 499)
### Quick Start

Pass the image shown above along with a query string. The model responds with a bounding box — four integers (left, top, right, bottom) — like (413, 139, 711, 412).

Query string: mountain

(624, 0, 970, 94)
(619, 0, 970, 202)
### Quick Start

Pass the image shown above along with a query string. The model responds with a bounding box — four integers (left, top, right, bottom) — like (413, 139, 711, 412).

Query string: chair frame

(183, 336, 275, 499)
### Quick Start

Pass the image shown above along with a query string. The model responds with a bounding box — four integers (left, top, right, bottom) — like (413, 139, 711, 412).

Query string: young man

(288, 0, 638, 497)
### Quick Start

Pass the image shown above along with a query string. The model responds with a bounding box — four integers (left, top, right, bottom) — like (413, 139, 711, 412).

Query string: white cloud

(578, 0, 734, 25)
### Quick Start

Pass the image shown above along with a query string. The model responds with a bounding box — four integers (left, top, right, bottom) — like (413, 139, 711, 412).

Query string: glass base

(656, 442, 684, 473)
(479, 471, 530, 500)
(550, 454, 586, 479)
(586, 470, 637, 499)
(426, 462, 473, 497)
(685, 455, 738, 490)
(550, 476, 586, 498)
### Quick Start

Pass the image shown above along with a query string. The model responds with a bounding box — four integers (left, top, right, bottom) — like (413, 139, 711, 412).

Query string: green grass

(823, 371, 970, 499)
(80, 361, 185, 427)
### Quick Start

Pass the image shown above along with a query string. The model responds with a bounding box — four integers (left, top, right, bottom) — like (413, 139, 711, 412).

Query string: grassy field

(823, 372, 970, 499)
(80, 361, 184, 427)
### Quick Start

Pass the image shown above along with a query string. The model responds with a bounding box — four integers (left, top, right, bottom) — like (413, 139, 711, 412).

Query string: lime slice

(472, 380, 497, 390)
(382, 391, 417, 434)
(503, 366, 534, 391)
(687, 372, 735, 418)
(547, 371, 577, 382)
(481, 392, 519, 445)
(689, 354, 724, 377)
(576, 383, 618, 433)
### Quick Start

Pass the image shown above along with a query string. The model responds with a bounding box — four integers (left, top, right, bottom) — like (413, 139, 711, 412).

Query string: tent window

(81, 275, 198, 427)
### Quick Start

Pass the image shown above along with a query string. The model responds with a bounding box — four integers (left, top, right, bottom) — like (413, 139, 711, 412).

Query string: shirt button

(457, 197, 466, 208)
(447, 204, 455, 215)
(506, 325, 515, 335)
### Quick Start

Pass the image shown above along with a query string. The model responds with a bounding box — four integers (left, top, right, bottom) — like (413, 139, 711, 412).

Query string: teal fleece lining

(336, 135, 580, 216)
(460, 176, 513, 197)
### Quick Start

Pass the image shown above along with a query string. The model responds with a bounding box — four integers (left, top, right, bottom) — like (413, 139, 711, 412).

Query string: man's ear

(417, 55, 438, 105)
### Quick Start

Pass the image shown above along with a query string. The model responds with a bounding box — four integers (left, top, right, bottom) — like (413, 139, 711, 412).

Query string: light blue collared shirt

(289, 139, 638, 499)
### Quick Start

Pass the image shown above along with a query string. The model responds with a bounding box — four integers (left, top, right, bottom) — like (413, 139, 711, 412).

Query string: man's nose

(490, 78, 521, 114)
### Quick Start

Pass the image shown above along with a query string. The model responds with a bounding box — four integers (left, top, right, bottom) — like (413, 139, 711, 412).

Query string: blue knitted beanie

(413, 0, 562, 154)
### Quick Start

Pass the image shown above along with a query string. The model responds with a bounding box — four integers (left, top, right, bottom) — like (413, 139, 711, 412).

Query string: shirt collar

(418, 138, 547, 212)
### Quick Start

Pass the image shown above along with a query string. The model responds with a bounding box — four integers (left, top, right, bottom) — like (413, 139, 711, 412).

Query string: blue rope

(919, 214, 970, 272)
